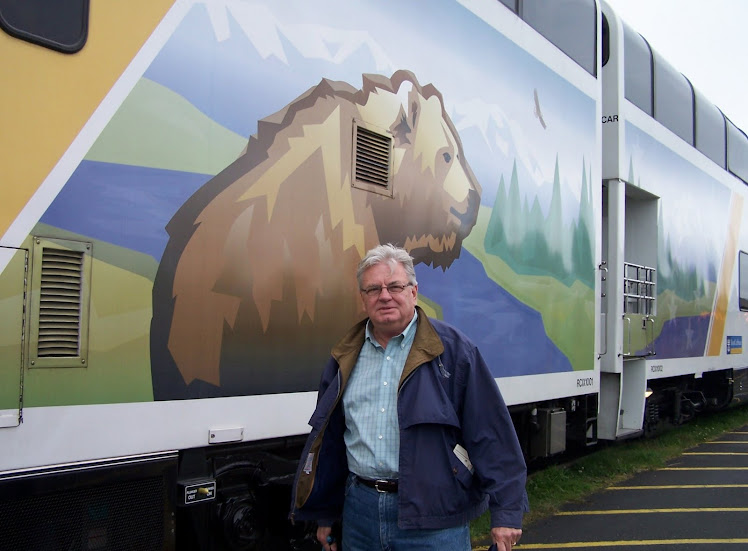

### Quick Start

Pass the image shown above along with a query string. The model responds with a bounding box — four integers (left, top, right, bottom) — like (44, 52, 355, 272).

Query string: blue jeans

(341, 475, 471, 551)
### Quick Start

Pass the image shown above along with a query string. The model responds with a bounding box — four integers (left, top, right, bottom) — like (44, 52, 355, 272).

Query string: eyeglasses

(360, 282, 414, 297)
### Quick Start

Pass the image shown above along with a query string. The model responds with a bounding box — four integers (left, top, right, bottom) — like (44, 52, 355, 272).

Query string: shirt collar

(365, 308, 419, 348)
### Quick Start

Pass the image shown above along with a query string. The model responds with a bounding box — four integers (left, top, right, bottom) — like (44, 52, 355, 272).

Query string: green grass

(470, 405, 748, 546)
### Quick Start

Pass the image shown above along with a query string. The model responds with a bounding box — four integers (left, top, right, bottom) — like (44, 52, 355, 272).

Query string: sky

(604, 0, 748, 133)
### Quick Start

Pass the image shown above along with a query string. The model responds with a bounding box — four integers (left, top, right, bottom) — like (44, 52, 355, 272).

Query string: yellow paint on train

(707, 194, 745, 355)
(0, 0, 175, 237)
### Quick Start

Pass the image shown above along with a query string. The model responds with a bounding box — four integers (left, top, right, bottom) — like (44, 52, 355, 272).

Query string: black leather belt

(356, 476, 398, 493)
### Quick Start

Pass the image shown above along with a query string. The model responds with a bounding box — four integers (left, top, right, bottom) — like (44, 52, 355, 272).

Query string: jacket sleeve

(457, 345, 529, 528)
(289, 357, 348, 524)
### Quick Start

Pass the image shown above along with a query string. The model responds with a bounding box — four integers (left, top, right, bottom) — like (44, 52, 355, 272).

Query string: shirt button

(383, 381, 388, 386)
(381, 408, 385, 413)
(386, 356, 391, 361)
(378, 435, 383, 440)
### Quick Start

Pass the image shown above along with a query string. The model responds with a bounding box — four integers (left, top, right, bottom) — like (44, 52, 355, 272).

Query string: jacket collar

(331, 306, 445, 390)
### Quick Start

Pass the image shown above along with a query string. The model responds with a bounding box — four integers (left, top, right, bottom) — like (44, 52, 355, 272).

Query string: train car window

(522, 0, 597, 76)
(0, 0, 89, 53)
(694, 91, 726, 168)
(653, 53, 694, 144)
(727, 120, 748, 184)
(601, 14, 610, 67)
(623, 23, 652, 115)
(740, 251, 748, 311)
(498, 0, 518, 12)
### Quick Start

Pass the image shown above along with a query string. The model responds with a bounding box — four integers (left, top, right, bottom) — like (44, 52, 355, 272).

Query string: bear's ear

(390, 80, 419, 146)
(391, 105, 412, 146)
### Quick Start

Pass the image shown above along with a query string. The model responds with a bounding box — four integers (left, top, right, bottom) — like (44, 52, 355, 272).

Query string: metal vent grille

(354, 125, 392, 188)
(0, 476, 167, 551)
(38, 248, 83, 357)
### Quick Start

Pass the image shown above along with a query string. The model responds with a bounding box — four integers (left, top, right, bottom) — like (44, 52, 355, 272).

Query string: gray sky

(604, 0, 748, 133)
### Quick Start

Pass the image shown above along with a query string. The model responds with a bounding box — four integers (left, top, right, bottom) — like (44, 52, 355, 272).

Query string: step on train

(1, 0, 747, 548)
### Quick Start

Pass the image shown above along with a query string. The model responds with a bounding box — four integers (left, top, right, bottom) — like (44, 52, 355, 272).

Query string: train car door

(621, 187, 658, 359)
(600, 180, 658, 439)
(0, 247, 27, 428)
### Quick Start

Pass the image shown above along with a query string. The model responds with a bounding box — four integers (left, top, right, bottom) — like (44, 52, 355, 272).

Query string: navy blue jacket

(291, 307, 528, 529)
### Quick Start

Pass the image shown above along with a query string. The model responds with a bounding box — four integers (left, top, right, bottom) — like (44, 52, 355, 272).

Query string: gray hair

(356, 243, 417, 287)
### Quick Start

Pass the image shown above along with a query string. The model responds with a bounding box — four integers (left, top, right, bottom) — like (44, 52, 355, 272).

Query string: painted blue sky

(36, 0, 600, 267)
(145, 0, 597, 220)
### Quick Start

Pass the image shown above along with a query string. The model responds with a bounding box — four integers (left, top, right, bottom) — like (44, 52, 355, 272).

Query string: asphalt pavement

(509, 424, 748, 550)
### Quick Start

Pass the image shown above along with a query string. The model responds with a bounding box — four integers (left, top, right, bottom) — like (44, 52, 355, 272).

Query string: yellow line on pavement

(515, 539, 748, 548)
(608, 484, 748, 489)
(556, 507, 748, 515)
(683, 452, 748, 455)
(660, 466, 748, 470)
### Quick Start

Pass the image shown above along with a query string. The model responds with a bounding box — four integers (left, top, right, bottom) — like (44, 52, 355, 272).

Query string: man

(290, 244, 528, 550)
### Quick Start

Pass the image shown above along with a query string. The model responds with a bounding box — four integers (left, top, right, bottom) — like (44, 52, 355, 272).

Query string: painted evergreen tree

(629, 155, 713, 301)
(485, 155, 595, 288)
(506, 160, 522, 247)
(571, 159, 594, 287)
(545, 156, 565, 265)
(485, 174, 507, 251)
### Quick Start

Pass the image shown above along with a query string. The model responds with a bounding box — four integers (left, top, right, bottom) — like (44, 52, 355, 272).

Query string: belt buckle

(374, 479, 389, 493)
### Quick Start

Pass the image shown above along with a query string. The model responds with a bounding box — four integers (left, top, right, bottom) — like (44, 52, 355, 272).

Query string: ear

(390, 81, 419, 146)
(391, 105, 412, 146)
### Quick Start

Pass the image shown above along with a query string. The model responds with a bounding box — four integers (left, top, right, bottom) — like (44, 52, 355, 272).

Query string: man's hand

(317, 525, 338, 551)
(492, 526, 522, 550)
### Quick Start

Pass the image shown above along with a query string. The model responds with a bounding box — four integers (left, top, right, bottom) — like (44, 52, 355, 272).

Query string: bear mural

(150, 70, 482, 399)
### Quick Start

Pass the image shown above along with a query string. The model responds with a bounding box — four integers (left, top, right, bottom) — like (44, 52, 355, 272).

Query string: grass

(470, 404, 748, 546)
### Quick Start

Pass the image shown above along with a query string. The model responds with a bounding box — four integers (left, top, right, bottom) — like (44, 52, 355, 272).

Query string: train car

(600, 0, 748, 439)
(0, 0, 744, 549)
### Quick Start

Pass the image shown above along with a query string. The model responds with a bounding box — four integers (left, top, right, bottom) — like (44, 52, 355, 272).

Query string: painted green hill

(85, 77, 247, 175)
(465, 206, 595, 372)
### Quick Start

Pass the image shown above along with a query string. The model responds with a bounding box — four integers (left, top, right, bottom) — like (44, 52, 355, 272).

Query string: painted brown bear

(151, 70, 481, 399)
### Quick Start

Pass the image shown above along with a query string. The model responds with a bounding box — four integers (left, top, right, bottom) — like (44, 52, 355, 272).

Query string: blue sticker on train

(727, 336, 742, 354)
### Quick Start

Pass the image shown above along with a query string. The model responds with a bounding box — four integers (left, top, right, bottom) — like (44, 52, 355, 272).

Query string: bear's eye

(443, 152, 452, 163)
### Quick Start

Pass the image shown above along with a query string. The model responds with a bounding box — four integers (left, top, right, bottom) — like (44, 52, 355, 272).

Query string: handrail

(645, 316, 656, 357)
(598, 261, 608, 359)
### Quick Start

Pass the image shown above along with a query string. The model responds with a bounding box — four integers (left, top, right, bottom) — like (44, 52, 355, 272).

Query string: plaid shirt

(342, 311, 418, 479)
